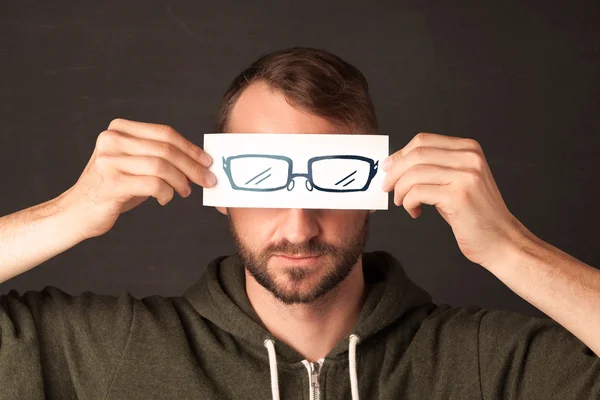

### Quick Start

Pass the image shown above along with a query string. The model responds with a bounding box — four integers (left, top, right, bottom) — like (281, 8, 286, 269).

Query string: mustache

(263, 239, 341, 257)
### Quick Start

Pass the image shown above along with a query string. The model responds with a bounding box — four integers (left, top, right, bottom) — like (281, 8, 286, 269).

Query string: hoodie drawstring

(348, 334, 360, 400)
(263, 334, 361, 400)
(264, 339, 280, 400)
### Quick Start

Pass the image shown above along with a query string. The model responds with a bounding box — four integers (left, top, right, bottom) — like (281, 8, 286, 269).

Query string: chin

(275, 267, 321, 286)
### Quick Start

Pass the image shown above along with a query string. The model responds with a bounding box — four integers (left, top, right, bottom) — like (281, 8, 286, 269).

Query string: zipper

(301, 358, 325, 400)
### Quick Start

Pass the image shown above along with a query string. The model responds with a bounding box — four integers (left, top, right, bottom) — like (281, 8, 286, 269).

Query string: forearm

(0, 189, 87, 284)
(488, 222, 600, 357)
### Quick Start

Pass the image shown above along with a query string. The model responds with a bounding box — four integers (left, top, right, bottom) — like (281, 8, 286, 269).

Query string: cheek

(321, 211, 367, 238)
(231, 208, 277, 241)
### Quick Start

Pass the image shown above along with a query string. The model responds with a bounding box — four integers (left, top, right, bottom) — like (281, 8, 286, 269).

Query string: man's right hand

(58, 118, 216, 240)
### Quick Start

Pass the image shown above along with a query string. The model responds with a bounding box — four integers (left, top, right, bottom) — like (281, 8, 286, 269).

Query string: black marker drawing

(222, 154, 379, 192)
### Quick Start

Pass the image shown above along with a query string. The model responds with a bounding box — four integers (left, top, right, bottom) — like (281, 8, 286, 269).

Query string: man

(0, 47, 598, 399)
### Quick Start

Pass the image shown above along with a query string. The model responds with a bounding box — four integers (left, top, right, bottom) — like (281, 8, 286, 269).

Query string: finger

(115, 174, 175, 206)
(383, 132, 481, 171)
(107, 118, 213, 168)
(382, 147, 481, 192)
(104, 131, 217, 188)
(392, 164, 459, 207)
(101, 155, 192, 198)
(402, 184, 447, 218)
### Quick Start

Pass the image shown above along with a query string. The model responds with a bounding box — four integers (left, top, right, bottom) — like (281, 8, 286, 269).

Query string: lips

(272, 254, 324, 266)
(274, 254, 321, 259)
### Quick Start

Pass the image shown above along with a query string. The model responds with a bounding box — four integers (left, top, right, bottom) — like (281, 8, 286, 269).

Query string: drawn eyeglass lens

(229, 157, 289, 190)
(311, 158, 371, 191)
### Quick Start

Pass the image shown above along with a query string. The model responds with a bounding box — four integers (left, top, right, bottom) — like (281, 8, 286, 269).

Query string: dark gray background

(1, 0, 599, 318)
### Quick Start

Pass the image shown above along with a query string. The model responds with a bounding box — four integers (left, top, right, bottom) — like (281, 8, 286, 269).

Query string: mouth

(273, 253, 322, 259)
(272, 254, 323, 265)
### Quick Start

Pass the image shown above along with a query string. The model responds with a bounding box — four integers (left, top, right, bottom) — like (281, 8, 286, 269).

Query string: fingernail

(200, 151, 213, 166)
(207, 173, 217, 186)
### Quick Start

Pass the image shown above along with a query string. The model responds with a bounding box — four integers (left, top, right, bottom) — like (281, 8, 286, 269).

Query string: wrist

(0, 191, 90, 283)
(486, 215, 545, 277)
(51, 188, 93, 243)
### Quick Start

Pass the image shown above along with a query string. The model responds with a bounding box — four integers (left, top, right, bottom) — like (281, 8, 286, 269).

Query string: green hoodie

(1, 251, 599, 399)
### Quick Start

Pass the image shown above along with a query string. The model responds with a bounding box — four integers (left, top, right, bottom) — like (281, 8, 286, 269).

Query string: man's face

(218, 81, 371, 305)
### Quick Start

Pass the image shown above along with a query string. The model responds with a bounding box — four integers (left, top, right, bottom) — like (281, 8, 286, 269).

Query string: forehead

(227, 81, 345, 134)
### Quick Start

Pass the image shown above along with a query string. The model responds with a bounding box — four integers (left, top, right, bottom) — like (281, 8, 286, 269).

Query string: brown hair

(215, 47, 378, 134)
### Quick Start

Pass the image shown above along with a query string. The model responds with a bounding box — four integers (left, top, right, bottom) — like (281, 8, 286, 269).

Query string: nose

(278, 208, 320, 244)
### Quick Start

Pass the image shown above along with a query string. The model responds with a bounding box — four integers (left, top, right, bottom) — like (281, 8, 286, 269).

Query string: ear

(216, 206, 228, 215)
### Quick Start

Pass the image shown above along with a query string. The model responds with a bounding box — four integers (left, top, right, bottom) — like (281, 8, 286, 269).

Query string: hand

(58, 118, 216, 240)
(381, 132, 525, 268)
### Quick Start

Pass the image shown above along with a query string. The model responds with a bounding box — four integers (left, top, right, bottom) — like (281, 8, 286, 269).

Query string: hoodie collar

(183, 250, 433, 365)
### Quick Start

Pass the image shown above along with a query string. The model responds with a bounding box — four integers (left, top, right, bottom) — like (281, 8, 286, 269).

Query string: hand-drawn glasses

(222, 154, 379, 192)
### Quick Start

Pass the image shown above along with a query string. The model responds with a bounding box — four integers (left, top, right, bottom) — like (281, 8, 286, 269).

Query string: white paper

(202, 133, 389, 210)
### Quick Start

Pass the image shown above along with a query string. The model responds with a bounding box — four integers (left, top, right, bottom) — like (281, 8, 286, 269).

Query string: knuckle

(411, 146, 427, 158)
(189, 143, 204, 159)
(156, 142, 176, 158)
(468, 151, 485, 170)
(108, 118, 124, 129)
(393, 179, 407, 196)
(96, 130, 120, 152)
(188, 160, 201, 177)
(403, 185, 419, 205)
(190, 163, 211, 186)
(161, 185, 175, 204)
(149, 177, 164, 193)
(157, 124, 176, 138)
(411, 183, 423, 195)
(464, 138, 482, 151)
(401, 189, 412, 205)
(96, 130, 109, 145)
(415, 132, 429, 144)
(148, 157, 168, 174)
(393, 179, 404, 191)
(190, 160, 204, 176)
(409, 163, 426, 175)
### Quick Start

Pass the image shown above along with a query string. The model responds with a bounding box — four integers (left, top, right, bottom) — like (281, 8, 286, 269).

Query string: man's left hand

(381, 132, 526, 269)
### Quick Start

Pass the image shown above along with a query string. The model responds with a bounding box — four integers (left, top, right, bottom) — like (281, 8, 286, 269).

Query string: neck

(245, 258, 366, 362)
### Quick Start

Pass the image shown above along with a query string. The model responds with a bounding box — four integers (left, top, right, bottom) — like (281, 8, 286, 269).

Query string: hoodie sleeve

(477, 309, 600, 399)
(0, 286, 134, 399)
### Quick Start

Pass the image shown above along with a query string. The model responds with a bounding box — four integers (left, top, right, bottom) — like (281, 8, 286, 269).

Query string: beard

(228, 212, 370, 305)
